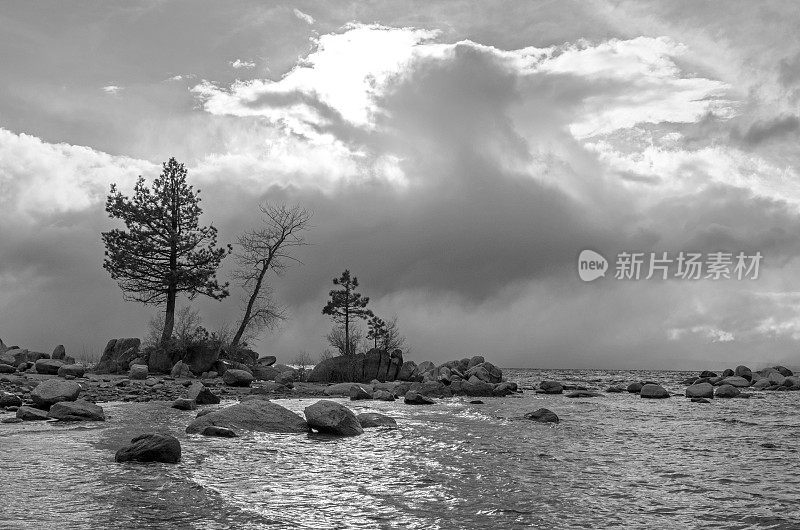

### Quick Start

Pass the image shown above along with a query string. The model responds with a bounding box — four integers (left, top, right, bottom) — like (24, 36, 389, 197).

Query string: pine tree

(322, 270, 373, 355)
(366, 315, 387, 350)
(102, 158, 230, 344)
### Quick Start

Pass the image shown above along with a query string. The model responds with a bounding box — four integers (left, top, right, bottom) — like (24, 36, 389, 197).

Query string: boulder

(304, 400, 363, 436)
(767, 372, 787, 386)
(58, 364, 86, 378)
(96, 338, 141, 374)
(492, 382, 516, 396)
(467, 355, 485, 369)
(524, 408, 559, 423)
(465, 362, 503, 384)
(170, 361, 192, 379)
(627, 382, 644, 393)
(0, 391, 23, 407)
(31, 379, 81, 409)
(187, 382, 220, 405)
(539, 381, 564, 394)
(223, 369, 254, 387)
(35, 359, 64, 375)
(416, 361, 435, 374)
(606, 385, 624, 393)
(721, 376, 751, 388)
(786, 376, 800, 388)
(461, 380, 495, 397)
(223, 347, 258, 365)
(324, 382, 371, 397)
(686, 383, 714, 399)
(722, 368, 735, 377)
(752, 379, 772, 390)
(357, 412, 398, 428)
(397, 360, 418, 382)
(773, 365, 793, 377)
(715, 384, 741, 398)
(404, 390, 435, 405)
(48, 400, 105, 421)
(640, 384, 669, 399)
(0, 364, 15, 374)
(252, 365, 280, 381)
(52, 345, 66, 360)
(699, 370, 717, 378)
(349, 385, 372, 400)
(172, 398, 197, 411)
(129, 364, 149, 380)
(186, 400, 309, 434)
(147, 344, 184, 374)
(182, 343, 220, 376)
(115, 434, 181, 464)
(372, 389, 396, 401)
(201, 426, 237, 437)
(734, 365, 753, 381)
(16, 406, 51, 421)
(257, 355, 277, 366)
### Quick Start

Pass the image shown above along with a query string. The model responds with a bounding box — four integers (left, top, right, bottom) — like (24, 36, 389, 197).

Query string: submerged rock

(539, 381, 564, 394)
(372, 389, 396, 401)
(567, 391, 602, 398)
(524, 408, 559, 424)
(115, 433, 181, 464)
(606, 385, 624, 393)
(324, 382, 371, 397)
(691, 398, 712, 404)
(201, 426, 237, 437)
(357, 412, 398, 428)
(31, 379, 81, 409)
(186, 400, 309, 434)
(404, 391, 435, 405)
(48, 400, 105, 421)
(304, 400, 363, 436)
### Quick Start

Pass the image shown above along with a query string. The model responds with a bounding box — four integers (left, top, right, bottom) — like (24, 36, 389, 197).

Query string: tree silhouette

(102, 158, 230, 344)
(322, 270, 373, 355)
(366, 315, 387, 350)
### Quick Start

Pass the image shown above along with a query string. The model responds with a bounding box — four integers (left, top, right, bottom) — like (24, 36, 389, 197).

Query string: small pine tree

(322, 270, 373, 355)
(366, 315, 387, 350)
(102, 158, 230, 344)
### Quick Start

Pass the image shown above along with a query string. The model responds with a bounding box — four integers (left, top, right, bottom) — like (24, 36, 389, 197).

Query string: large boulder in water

(357, 412, 398, 428)
(524, 408, 559, 424)
(304, 400, 363, 436)
(404, 390, 435, 405)
(115, 434, 181, 464)
(640, 384, 670, 399)
(48, 400, 105, 421)
(31, 379, 81, 409)
(35, 359, 64, 375)
(539, 381, 564, 394)
(686, 382, 714, 399)
(364, 348, 403, 382)
(96, 338, 141, 374)
(186, 400, 309, 434)
(715, 384, 741, 398)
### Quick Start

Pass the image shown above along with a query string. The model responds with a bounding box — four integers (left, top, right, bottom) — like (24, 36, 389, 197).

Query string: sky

(2, 1, 800, 369)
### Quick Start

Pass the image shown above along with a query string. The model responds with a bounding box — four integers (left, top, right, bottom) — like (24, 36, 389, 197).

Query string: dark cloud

(732, 114, 800, 146)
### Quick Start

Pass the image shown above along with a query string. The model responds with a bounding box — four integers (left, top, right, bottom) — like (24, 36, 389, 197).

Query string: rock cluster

(682, 365, 799, 395)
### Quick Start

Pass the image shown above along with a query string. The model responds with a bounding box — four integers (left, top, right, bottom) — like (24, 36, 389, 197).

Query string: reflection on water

(1, 369, 800, 529)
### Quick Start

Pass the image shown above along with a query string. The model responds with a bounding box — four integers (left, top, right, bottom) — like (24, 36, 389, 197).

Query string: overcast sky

(2, 1, 800, 369)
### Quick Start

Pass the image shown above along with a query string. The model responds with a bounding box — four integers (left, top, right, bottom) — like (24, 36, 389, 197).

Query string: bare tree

(380, 315, 407, 352)
(145, 306, 202, 349)
(230, 203, 312, 351)
(326, 325, 364, 356)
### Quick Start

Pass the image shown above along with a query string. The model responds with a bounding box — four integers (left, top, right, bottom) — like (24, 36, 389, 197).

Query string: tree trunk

(161, 181, 179, 345)
(230, 261, 269, 351)
(161, 289, 176, 344)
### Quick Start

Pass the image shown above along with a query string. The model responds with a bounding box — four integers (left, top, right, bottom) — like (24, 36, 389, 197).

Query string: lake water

(1, 368, 799, 529)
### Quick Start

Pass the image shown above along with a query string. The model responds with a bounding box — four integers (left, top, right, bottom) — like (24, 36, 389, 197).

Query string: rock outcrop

(96, 338, 141, 374)
(308, 349, 404, 383)
(115, 434, 181, 464)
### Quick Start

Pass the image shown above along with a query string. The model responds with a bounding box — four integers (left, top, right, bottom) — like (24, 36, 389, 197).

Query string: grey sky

(1, 1, 800, 369)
